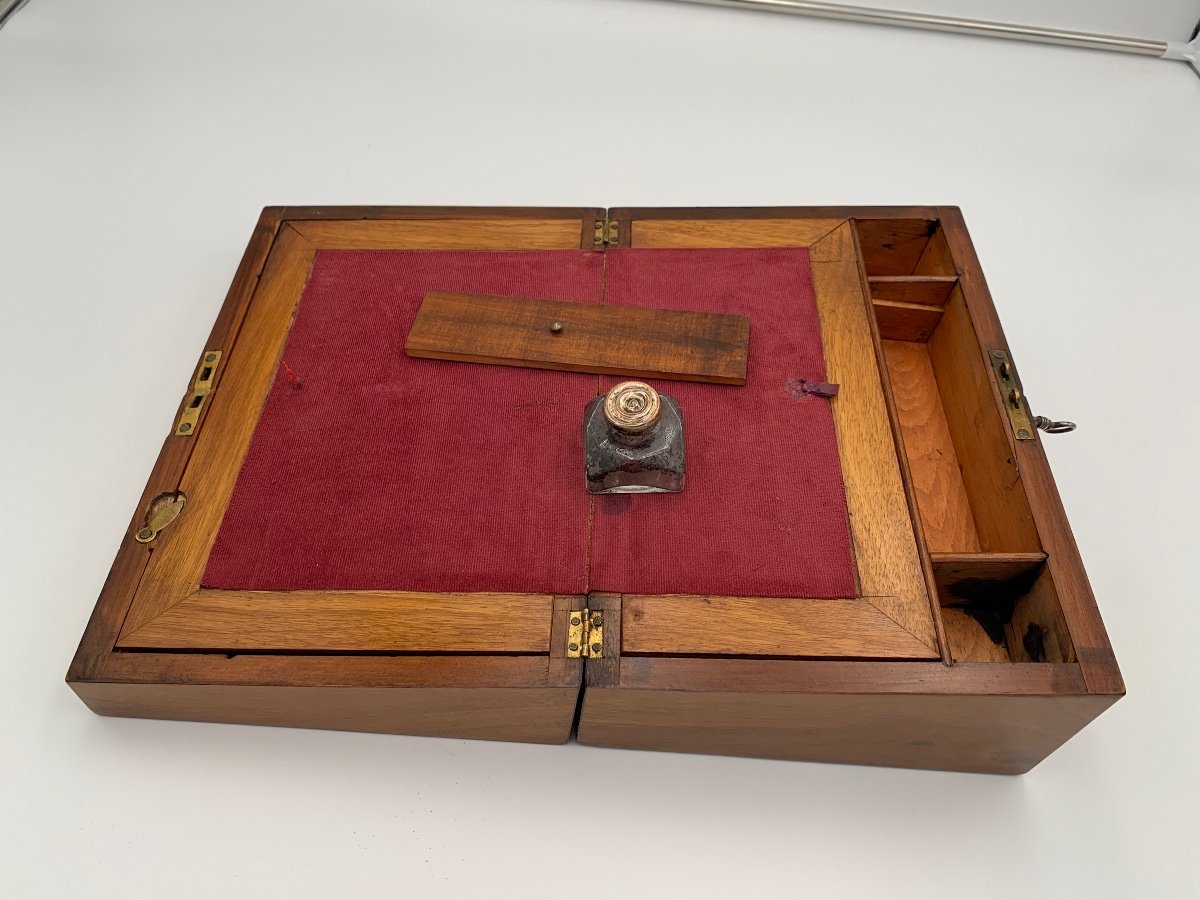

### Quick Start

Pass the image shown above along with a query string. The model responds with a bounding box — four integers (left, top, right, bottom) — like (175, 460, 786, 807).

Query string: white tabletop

(2, 1, 1198, 897)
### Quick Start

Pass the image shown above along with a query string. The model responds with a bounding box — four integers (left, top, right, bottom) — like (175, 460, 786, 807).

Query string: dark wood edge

(276, 205, 604, 221)
(67, 207, 286, 683)
(73, 652, 567, 690)
(584, 592, 622, 687)
(609, 206, 944, 221)
(848, 223, 952, 665)
(935, 206, 1123, 697)
(613, 657, 1088, 695)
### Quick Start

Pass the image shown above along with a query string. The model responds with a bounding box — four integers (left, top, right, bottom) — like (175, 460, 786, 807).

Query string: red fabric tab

(203, 246, 857, 600)
(590, 248, 857, 598)
(202, 250, 603, 594)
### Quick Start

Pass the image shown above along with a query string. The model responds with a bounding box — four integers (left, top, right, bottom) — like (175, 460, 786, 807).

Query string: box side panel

(72, 682, 580, 745)
(935, 207, 1123, 694)
(577, 686, 1116, 774)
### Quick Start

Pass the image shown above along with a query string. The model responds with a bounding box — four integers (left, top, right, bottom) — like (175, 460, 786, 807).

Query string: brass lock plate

(989, 349, 1035, 441)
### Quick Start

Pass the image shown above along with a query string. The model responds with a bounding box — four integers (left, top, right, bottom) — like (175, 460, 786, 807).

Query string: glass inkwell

(584, 381, 685, 494)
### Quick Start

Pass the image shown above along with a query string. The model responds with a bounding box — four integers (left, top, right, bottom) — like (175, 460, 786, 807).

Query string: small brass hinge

(592, 218, 619, 247)
(175, 350, 222, 436)
(566, 608, 604, 658)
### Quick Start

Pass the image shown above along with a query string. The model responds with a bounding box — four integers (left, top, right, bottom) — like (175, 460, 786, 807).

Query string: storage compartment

(855, 219, 1075, 665)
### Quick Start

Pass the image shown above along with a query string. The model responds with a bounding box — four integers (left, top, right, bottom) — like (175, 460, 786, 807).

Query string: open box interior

(201, 246, 858, 602)
(113, 212, 1081, 668)
(858, 219, 1076, 665)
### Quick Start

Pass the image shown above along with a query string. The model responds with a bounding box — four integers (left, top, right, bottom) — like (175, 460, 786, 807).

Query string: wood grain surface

(873, 300, 944, 342)
(868, 275, 958, 305)
(621, 595, 938, 658)
(854, 218, 943, 276)
(927, 286, 1041, 552)
(810, 223, 937, 651)
(577, 684, 1115, 774)
(74, 682, 580, 744)
(118, 590, 554, 652)
(941, 608, 1011, 663)
(931, 551, 1047, 597)
(881, 338, 981, 553)
(290, 217, 585, 250)
(630, 218, 843, 248)
(406, 290, 750, 384)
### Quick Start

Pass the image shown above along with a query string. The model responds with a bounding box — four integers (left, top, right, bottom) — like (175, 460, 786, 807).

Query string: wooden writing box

(67, 206, 1124, 774)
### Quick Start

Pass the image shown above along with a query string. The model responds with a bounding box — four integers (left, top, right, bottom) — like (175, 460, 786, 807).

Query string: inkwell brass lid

(603, 381, 661, 436)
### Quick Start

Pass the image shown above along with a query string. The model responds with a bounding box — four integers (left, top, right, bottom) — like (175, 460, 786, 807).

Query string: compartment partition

(854, 218, 1075, 666)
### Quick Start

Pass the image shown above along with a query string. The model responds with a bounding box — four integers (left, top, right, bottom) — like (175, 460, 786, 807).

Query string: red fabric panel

(202, 250, 604, 595)
(203, 246, 856, 600)
(589, 248, 857, 598)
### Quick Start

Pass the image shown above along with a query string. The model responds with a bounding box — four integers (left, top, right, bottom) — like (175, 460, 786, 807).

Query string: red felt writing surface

(590, 248, 856, 598)
(202, 247, 856, 599)
(203, 250, 603, 595)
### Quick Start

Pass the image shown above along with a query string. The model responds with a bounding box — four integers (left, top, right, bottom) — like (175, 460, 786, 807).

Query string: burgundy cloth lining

(203, 250, 602, 595)
(202, 247, 856, 599)
(589, 248, 857, 598)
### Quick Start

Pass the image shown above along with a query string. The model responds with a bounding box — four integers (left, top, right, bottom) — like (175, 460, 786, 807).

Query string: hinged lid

(592, 218, 619, 247)
(566, 608, 604, 658)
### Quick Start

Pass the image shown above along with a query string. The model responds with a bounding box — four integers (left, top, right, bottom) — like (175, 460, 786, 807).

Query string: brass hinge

(175, 349, 222, 436)
(566, 608, 604, 658)
(592, 218, 619, 247)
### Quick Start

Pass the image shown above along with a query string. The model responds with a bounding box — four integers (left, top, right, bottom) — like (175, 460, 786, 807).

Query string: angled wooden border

(113, 214, 594, 654)
(629, 217, 844, 248)
(289, 217, 589, 250)
(620, 596, 935, 658)
(616, 215, 939, 659)
(119, 590, 555, 652)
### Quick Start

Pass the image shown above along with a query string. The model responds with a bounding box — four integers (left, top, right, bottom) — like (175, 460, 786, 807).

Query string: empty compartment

(881, 286, 1041, 555)
(934, 558, 1076, 665)
(858, 219, 1076, 665)
(855, 218, 957, 276)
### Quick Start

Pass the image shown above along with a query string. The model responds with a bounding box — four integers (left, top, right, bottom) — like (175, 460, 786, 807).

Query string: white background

(838, 0, 1199, 40)
(2, 1, 1198, 897)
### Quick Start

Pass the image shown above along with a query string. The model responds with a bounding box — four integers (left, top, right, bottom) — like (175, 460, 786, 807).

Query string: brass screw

(592, 614, 603, 627)
(570, 615, 581, 626)
(204, 352, 217, 362)
(1018, 428, 1031, 439)
(178, 422, 192, 433)
(568, 642, 579, 652)
(591, 643, 602, 654)
(136, 527, 154, 541)
(550, 321, 564, 334)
